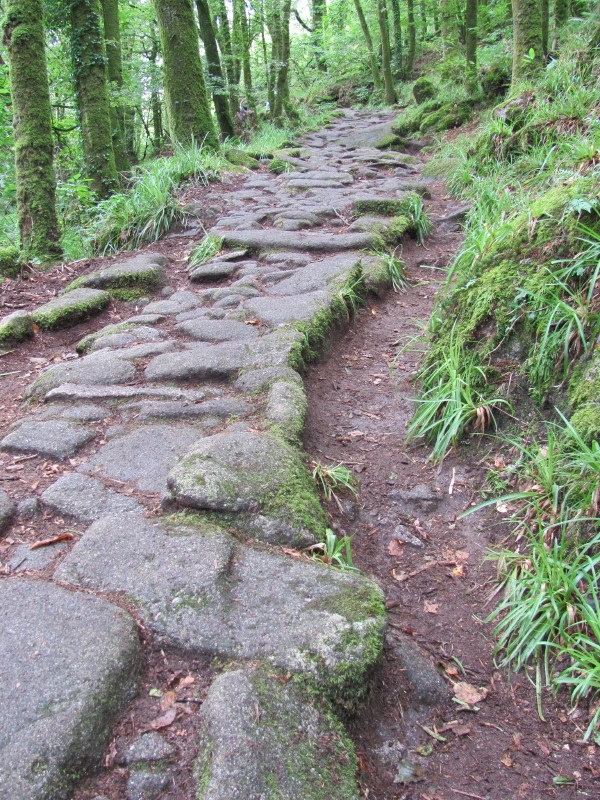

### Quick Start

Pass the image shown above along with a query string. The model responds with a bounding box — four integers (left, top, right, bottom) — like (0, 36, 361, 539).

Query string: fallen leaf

(413, 518, 427, 538)
(453, 681, 488, 706)
(176, 674, 195, 689)
(245, 319, 260, 325)
(501, 752, 514, 767)
(512, 732, 523, 750)
(452, 724, 472, 736)
(423, 600, 439, 614)
(388, 539, 405, 557)
(282, 547, 302, 558)
(30, 532, 74, 550)
(160, 690, 177, 710)
(144, 707, 177, 732)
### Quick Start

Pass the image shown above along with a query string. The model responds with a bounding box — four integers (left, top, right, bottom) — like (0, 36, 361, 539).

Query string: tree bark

(377, 0, 397, 103)
(233, 0, 255, 108)
(101, 0, 129, 173)
(196, 0, 235, 138)
(2, 0, 62, 262)
(312, 0, 327, 71)
(511, 0, 544, 85)
(541, 0, 549, 55)
(69, 0, 119, 198)
(465, 0, 478, 93)
(212, 0, 239, 118)
(353, 0, 382, 92)
(153, 0, 218, 148)
(389, 0, 404, 78)
(406, 0, 417, 76)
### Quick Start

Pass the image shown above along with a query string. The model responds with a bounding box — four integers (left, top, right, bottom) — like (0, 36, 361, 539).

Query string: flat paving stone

(78, 324, 163, 354)
(234, 366, 303, 393)
(0, 310, 34, 344)
(188, 261, 239, 282)
(26, 353, 136, 399)
(41, 474, 142, 523)
(120, 397, 251, 422)
(45, 383, 209, 404)
(195, 667, 360, 800)
(175, 318, 259, 342)
(55, 514, 385, 699)
(271, 252, 361, 296)
(221, 229, 374, 252)
(145, 332, 301, 383)
(244, 291, 328, 326)
(7, 542, 69, 572)
(0, 579, 141, 800)
(1, 419, 95, 460)
(31, 289, 111, 331)
(80, 424, 200, 493)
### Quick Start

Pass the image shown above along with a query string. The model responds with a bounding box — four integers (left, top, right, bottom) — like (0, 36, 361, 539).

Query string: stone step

(221, 229, 375, 253)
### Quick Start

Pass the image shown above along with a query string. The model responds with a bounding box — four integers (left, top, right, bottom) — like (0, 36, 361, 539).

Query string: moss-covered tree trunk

(149, 35, 163, 151)
(541, 0, 549, 55)
(70, 0, 119, 198)
(377, 0, 397, 104)
(312, 0, 327, 71)
(196, 0, 234, 137)
(101, 0, 129, 173)
(406, 0, 417, 76)
(212, 0, 239, 119)
(2, 0, 62, 262)
(465, 0, 478, 93)
(153, 0, 218, 148)
(272, 0, 291, 121)
(511, 0, 544, 85)
(389, 0, 404, 78)
(233, 0, 255, 109)
(353, 0, 382, 92)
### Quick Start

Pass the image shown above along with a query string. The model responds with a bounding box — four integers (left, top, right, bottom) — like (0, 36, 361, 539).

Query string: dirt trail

(0, 110, 597, 800)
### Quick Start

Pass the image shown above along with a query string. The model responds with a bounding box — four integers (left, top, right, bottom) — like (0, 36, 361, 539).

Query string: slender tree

(389, 0, 404, 78)
(541, 0, 549, 55)
(377, 0, 397, 103)
(312, 0, 327, 71)
(406, 0, 417, 75)
(352, 0, 382, 91)
(153, 0, 218, 148)
(213, 0, 239, 117)
(196, 0, 235, 137)
(511, 0, 544, 85)
(101, 0, 129, 173)
(2, 0, 62, 262)
(233, 0, 255, 108)
(69, 0, 119, 198)
(465, 0, 478, 93)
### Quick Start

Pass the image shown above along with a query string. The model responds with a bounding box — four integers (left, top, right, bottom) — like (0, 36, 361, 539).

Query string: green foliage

(308, 529, 359, 573)
(312, 460, 359, 507)
(188, 235, 223, 268)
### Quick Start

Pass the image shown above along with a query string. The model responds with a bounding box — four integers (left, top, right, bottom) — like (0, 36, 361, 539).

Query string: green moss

(31, 289, 111, 330)
(224, 148, 260, 169)
(355, 192, 420, 217)
(0, 245, 20, 277)
(0, 310, 33, 344)
(65, 265, 165, 296)
(268, 158, 288, 174)
(360, 255, 391, 297)
(369, 215, 414, 248)
(413, 77, 437, 104)
(568, 350, 600, 443)
(106, 288, 148, 302)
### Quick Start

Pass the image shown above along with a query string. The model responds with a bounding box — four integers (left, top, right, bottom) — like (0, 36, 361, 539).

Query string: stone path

(0, 110, 433, 800)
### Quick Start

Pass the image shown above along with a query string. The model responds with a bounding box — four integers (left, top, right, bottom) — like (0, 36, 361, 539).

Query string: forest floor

(0, 110, 597, 800)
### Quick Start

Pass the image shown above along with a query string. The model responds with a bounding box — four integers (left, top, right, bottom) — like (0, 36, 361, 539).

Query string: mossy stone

(0, 246, 20, 277)
(31, 288, 111, 330)
(412, 78, 437, 104)
(269, 158, 288, 174)
(224, 148, 260, 169)
(0, 310, 34, 344)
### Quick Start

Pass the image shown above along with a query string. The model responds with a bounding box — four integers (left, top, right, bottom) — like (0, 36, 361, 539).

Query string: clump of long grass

(89, 140, 231, 254)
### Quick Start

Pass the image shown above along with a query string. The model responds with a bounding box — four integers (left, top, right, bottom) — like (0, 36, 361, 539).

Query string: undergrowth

(411, 16, 600, 735)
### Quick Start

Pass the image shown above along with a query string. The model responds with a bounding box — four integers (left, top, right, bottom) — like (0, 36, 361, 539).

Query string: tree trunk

(511, 0, 544, 85)
(2, 0, 62, 262)
(353, 0, 382, 92)
(389, 0, 404, 78)
(419, 0, 428, 41)
(406, 0, 417, 76)
(196, 0, 235, 138)
(272, 0, 292, 121)
(149, 35, 163, 151)
(440, 0, 460, 52)
(212, 0, 239, 118)
(153, 0, 218, 148)
(233, 0, 255, 108)
(312, 0, 327, 71)
(101, 0, 129, 173)
(69, 0, 119, 198)
(541, 0, 549, 56)
(377, 0, 397, 103)
(465, 0, 478, 93)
